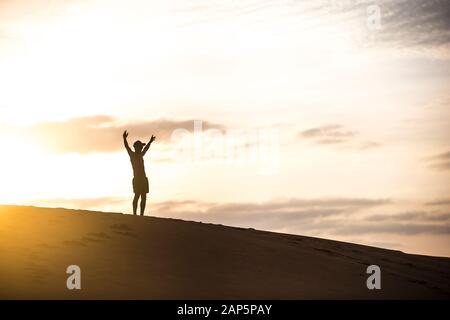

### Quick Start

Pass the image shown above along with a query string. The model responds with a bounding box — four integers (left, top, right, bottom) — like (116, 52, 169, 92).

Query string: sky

(0, 0, 449, 256)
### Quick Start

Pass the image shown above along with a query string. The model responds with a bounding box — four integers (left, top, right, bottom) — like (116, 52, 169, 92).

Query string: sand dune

(0, 205, 449, 299)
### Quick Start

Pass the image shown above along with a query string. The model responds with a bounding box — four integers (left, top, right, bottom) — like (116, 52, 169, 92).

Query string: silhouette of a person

(123, 130, 156, 216)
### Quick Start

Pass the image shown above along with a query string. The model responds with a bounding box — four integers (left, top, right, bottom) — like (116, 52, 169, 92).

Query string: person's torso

(130, 152, 146, 177)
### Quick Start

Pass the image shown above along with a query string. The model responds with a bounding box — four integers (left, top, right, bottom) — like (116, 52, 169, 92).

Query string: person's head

(133, 140, 146, 152)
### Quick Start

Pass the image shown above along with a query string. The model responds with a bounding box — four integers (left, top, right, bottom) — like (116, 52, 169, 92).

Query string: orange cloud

(23, 115, 224, 154)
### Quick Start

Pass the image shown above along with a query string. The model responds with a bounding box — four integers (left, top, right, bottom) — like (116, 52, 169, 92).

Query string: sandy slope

(0, 205, 449, 299)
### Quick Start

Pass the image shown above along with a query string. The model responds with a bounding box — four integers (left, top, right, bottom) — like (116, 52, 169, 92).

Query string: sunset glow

(0, 0, 449, 257)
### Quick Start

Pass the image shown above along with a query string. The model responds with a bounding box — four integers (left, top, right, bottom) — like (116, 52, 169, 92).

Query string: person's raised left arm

(142, 135, 156, 156)
(123, 130, 132, 156)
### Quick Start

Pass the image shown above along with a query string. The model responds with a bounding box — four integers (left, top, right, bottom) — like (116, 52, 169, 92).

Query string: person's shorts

(132, 176, 149, 194)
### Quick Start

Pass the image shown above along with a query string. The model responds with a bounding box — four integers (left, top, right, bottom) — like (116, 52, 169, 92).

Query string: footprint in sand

(110, 223, 132, 231)
(82, 236, 102, 243)
(38, 243, 59, 249)
(408, 278, 427, 285)
(114, 230, 138, 238)
(24, 261, 52, 283)
(62, 240, 87, 247)
(110, 224, 138, 238)
(87, 232, 111, 240)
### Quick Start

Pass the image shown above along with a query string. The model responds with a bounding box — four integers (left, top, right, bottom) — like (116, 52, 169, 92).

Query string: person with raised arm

(123, 130, 156, 216)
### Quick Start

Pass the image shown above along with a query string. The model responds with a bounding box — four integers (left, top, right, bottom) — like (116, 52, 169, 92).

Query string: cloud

(31, 196, 393, 235)
(26, 197, 128, 209)
(324, 222, 450, 236)
(29, 196, 450, 236)
(298, 124, 379, 150)
(150, 197, 450, 236)
(180, 0, 450, 52)
(300, 124, 356, 144)
(307, 0, 450, 52)
(426, 199, 450, 206)
(354, 141, 381, 151)
(366, 211, 450, 222)
(151, 197, 391, 231)
(23, 115, 224, 154)
(371, 0, 450, 50)
(427, 150, 450, 171)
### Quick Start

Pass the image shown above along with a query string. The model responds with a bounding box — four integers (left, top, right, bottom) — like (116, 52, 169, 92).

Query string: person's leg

(140, 193, 147, 216)
(133, 193, 140, 215)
